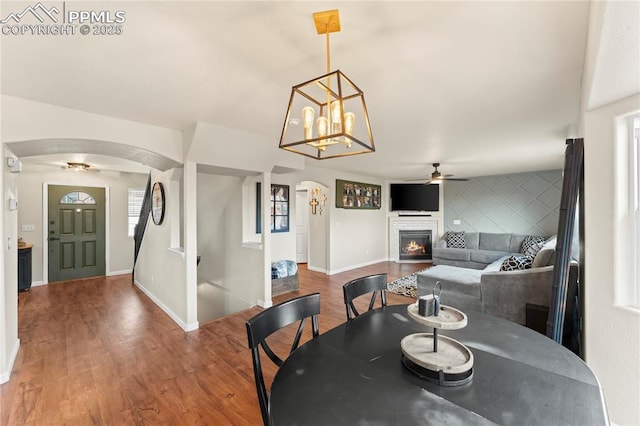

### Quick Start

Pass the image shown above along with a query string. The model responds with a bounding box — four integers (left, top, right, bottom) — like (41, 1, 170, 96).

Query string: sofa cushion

(521, 235, 546, 257)
(509, 234, 528, 253)
(484, 255, 512, 272)
(470, 250, 511, 265)
(532, 249, 554, 268)
(417, 266, 482, 298)
(446, 231, 466, 248)
(479, 233, 512, 251)
(500, 255, 533, 271)
(433, 247, 471, 262)
(532, 237, 557, 267)
(465, 233, 480, 250)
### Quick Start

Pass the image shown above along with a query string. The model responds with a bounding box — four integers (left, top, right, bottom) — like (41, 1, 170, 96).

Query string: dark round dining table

(269, 304, 607, 425)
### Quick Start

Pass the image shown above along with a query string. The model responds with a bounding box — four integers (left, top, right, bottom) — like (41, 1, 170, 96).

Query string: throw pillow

(521, 235, 546, 257)
(446, 231, 466, 248)
(500, 255, 533, 271)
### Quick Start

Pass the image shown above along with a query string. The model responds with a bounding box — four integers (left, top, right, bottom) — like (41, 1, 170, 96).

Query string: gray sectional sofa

(419, 232, 557, 325)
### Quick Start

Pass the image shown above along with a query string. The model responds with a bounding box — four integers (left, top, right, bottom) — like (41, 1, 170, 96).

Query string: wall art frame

(336, 179, 381, 210)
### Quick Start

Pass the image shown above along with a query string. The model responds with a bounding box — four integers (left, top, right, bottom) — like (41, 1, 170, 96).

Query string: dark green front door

(48, 185, 106, 283)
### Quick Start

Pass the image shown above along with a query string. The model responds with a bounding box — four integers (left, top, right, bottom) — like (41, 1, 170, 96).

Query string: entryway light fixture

(278, 9, 375, 160)
(67, 162, 90, 171)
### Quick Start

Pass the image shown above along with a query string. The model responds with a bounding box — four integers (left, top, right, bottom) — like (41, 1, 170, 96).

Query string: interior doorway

(296, 181, 329, 273)
(47, 185, 106, 282)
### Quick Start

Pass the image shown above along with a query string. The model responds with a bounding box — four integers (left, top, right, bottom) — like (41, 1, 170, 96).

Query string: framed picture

(151, 182, 165, 225)
(256, 183, 290, 233)
(336, 179, 381, 209)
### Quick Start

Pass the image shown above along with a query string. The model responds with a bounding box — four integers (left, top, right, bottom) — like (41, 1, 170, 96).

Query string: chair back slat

(343, 273, 388, 320)
(246, 293, 321, 426)
(260, 341, 284, 367)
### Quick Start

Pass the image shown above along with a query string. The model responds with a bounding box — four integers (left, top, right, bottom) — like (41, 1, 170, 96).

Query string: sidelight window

(128, 188, 145, 237)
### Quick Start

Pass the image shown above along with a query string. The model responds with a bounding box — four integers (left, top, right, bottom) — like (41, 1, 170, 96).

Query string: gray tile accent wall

(444, 169, 562, 235)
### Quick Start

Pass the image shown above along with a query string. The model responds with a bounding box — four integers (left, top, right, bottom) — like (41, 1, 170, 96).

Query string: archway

(296, 180, 329, 273)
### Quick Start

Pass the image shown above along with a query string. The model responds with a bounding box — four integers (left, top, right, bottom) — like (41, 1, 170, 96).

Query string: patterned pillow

(446, 231, 466, 248)
(500, 255, 533, 271)
(521, 235, 546, 257)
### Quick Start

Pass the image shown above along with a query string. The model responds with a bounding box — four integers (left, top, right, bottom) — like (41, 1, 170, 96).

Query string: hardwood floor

(1, 262, 428, 425)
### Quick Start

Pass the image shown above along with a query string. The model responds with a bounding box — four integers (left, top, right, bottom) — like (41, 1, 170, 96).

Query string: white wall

(196, 173, 263, 305)
(581, 2, 640, 423)
(1, 96, 182, 165)
(583, 94, 640, 425)
(1, 147, 19, 383)
(133, 168, 192, 330)
(17, 167, 147, 283)
(186, 122, 304, 173)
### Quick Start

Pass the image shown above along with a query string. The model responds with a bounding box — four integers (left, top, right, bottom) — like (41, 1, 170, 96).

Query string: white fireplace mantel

(389, 216, 441, 262)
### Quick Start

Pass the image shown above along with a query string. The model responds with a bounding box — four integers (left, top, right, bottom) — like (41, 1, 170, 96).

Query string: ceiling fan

(406, 163, 469, 184)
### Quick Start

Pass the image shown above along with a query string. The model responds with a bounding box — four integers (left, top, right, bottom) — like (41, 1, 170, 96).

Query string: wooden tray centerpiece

(401, 303, 474, 386)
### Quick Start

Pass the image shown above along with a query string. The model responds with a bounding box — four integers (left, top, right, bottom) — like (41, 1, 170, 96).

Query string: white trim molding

(0, 338, 20, 384)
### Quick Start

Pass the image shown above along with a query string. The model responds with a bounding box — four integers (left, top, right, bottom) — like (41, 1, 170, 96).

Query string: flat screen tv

(390, 183, 439, 212)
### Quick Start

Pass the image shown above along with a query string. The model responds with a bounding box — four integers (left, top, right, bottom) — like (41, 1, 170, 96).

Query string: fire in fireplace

(399, 230, 432, 261)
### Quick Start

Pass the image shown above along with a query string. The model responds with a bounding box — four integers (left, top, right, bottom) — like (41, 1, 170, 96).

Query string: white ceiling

(1, 1, 595, 179)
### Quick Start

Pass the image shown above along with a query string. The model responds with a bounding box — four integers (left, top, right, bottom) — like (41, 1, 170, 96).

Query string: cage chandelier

(278, 9, 375, 160)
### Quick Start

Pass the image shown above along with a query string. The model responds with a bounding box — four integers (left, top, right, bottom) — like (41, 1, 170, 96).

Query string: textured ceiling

(1, 1, 595, 179)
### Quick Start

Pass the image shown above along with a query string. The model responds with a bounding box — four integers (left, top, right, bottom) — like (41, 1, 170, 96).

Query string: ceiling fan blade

(404, 178, 429, 182)
(441, 177, 469, 181)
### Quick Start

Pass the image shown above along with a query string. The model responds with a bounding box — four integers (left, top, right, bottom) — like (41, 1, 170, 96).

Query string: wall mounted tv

(389, 183, 439, 212)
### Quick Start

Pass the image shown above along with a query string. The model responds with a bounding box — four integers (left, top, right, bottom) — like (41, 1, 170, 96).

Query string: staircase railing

(132, 173, 152, 282)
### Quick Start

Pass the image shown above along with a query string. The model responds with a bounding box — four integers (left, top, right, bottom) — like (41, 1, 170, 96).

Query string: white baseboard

(30, 281, 46, 287)
(307, 265, 327, 273)
(0, 338, 20, 384)
(133, 279, 199, 332)
(257, 299, 272, 308)
(108, 269, 132, 276)
(328, 258, 388, 275)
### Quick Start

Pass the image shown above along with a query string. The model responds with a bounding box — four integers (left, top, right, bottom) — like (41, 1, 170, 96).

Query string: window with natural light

(128, 188, 145, 237)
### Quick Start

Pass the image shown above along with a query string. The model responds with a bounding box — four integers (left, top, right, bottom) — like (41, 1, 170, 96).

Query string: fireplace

(399, 230, 432, 261)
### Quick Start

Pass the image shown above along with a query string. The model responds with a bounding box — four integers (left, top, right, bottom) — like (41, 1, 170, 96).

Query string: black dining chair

(246, 292, 321, 426)
(343, 273, 388, 320)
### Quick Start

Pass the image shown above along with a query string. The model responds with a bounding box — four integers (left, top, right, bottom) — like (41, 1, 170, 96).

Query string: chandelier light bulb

(302, 106, 315, 140)
(344, 112, 355, 136)
(317, 116, 328, 138)
(330, 100, 342, 134)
